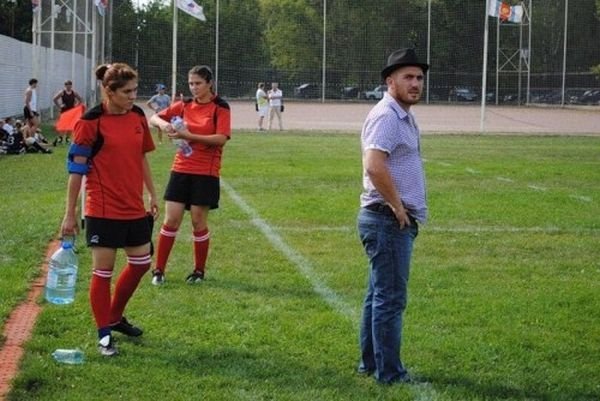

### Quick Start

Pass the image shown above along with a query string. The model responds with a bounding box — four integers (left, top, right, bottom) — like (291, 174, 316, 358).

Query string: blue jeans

(357, 207, 418, 384)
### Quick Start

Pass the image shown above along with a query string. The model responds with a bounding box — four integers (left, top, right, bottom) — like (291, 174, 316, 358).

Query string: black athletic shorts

(23, 107, 39, 120)
(85, 215, 153, 248)
(164, 172, 220, 210)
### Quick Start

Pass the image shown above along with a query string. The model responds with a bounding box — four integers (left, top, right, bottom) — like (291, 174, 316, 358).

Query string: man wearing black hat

(357, 48, 429, 385)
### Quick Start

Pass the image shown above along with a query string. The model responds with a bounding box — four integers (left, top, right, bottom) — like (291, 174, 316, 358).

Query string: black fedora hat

(381, 48, 429, 80)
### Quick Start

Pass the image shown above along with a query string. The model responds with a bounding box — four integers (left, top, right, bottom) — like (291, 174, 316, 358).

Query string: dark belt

(364, 203, 417, 225)
(364, 203, 395, 216)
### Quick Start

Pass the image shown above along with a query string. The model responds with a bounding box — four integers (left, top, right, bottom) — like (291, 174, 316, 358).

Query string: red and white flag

(176, 0, 206, 22)
(488, 0, 523, 23)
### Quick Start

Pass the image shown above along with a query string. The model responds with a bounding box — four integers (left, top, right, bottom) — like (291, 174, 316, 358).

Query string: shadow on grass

(159, 344, 379, 398)
(422, 373, 598, 401)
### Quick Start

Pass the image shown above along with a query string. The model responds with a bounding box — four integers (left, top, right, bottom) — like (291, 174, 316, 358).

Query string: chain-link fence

(2, 0, 599, 120)
(108, 0, 598, 106)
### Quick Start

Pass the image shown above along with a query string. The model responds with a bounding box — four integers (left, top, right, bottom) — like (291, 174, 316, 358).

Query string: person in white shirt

(24, 78, 41, 132)
(268, 82, 283, 131)
(255, 82, 268, 131)
(2, 117, 16, 136)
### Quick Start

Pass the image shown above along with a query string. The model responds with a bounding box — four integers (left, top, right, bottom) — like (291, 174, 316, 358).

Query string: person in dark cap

(356, 48, 429, 385)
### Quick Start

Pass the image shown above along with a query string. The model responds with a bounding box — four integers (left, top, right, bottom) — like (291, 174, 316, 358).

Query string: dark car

(294, 83, 320, 98)
(576, 89, 600, 105)
(341, 86, 359, 99)
(449, 87, 477, 102)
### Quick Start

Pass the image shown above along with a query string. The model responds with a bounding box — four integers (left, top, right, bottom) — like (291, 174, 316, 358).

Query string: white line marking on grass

(412, 382, 439, 401)
(221, 180, 358, 320)
(426, 226, 600, 234)
(437, 161, 452, 167)
(227, 221, 600, 235)
(527, 184, 547, 192)
(223, 180, 440, 401)
(496, 176, 514, 183)
(465, 168, 480, 174)
(274, 225, 353, 233)
(570, 195, 592, 203)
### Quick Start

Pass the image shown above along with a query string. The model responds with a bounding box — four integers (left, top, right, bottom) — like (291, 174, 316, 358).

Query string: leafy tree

(212, 0, 265, 95)
(259, 0, 322, 80)
(0, 0, 32, 41)
(111, 0, 139, 64)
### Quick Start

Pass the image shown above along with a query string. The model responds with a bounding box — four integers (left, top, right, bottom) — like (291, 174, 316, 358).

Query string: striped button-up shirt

(360, 92, 428, 223)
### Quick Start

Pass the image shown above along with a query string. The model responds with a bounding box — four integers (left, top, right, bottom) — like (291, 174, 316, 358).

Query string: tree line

(3, 0, 599, 96)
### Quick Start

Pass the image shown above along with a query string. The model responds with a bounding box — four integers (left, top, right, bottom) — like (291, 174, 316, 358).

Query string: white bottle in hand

(170, 116, 193, 157)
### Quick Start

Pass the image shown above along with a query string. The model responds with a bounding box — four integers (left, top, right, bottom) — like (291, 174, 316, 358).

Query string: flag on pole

(488, 1, 523, 23)
(31, 0, 40, 13)
(176, 0, 206, 22)
(95, 0, 108, 16)
(507, 5, 523, 23)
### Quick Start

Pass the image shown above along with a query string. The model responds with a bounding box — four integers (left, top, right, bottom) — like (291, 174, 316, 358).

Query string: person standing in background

(24, 78, 41, 132)
(255, 82, 268, 131)
(268, 82, 283, 131)
(60, 63, 159, 357)
(146, 84, 171, 144)
(149, 65, 231, 286)
(357, 48, 429, 385)
(53, 80, 84, 146)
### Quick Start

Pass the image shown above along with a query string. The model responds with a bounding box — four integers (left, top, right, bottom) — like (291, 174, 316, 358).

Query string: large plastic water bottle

(52, 348, 85, 364)
(45, 238, 78, 305)
(170, 116, 193, 157)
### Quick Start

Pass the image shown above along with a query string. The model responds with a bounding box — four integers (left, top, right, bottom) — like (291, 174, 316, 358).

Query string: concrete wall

(0, 34, 92, 120)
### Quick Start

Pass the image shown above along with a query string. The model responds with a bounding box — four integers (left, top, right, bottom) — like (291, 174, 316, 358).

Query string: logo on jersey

(90, 235, 100, 244)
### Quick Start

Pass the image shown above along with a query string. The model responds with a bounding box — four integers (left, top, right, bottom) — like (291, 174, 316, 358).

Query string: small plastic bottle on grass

(52, 348, 85, 364)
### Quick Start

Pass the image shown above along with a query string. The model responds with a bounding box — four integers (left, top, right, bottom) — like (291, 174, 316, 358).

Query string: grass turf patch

(2, 131, 599, 401)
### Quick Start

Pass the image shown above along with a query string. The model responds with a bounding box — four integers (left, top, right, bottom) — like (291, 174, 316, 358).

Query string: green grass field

(1, 129, 599, 401)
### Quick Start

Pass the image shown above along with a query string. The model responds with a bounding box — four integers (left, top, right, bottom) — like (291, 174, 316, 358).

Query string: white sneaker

(151, 270, 165, 286)
(98, 335, 118, 356)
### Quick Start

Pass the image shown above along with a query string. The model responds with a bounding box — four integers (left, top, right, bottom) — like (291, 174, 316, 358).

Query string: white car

(363, 85, 387, 100)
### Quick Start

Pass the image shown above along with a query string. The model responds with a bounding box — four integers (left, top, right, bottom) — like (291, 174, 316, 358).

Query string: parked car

(294, 83, 319, 98)
(449, 87, 477, 102)
(574, 89, 600, 105)
(363, 85, 387, 100)
(341, 86, 360, 99)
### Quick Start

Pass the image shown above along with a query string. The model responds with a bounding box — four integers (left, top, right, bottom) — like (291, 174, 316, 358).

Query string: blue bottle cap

(61, 236, 75, 249)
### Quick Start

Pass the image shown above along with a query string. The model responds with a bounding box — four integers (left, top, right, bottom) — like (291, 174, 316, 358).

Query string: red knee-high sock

(193, 228, 210, 274)
(90, 269, 113, 330)
(155, 225, 178, 273)
(109, 254, 151, 324)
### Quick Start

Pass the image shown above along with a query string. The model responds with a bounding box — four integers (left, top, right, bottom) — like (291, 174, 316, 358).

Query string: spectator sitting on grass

(3, 119, 26, 155)
(22, 118, 52, 153)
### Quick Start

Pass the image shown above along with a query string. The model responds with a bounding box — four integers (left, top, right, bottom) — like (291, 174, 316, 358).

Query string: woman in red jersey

(149, 65, 231, 286)
(60, 63, 158, 357)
